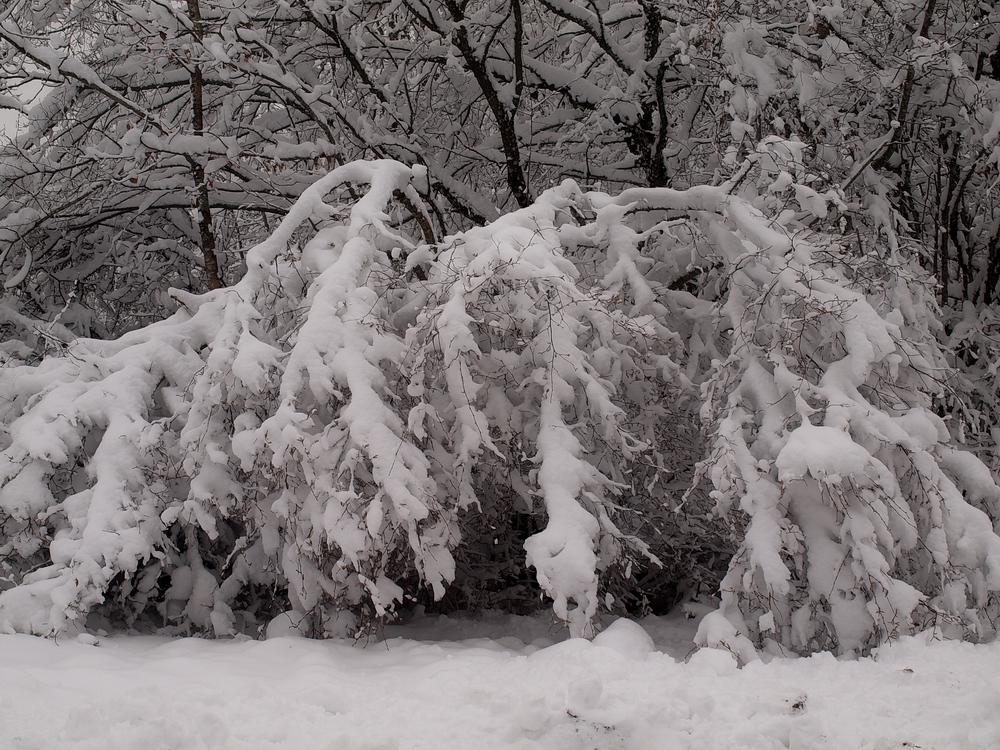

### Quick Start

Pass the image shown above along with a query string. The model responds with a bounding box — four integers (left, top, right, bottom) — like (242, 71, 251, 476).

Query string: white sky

(1, 81, 46, 138)
(0, 110, 20, 138)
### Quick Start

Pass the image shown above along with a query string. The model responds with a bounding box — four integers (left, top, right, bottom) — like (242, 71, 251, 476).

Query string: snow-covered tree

(1, 149, 997, 657)
(692, 143, 1000, 659)
(0, 0, 788, 330)
(0, 158, 675, 637)
(4, 0, 1000, 320)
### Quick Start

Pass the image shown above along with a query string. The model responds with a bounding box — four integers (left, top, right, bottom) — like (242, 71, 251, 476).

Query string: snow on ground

(2, 609, 998, 749)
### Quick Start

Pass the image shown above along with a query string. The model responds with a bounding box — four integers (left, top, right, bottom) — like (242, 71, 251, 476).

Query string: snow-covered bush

(0, 159, 677, 638)
(1, 154, 999, 657)
(692, 143, 1000, 659)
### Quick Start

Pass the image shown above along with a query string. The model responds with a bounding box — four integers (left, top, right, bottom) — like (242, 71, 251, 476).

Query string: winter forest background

(1, 0, 1000, 662)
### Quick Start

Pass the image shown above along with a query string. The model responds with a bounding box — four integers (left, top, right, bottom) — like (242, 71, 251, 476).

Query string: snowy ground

(2, 610, 998, 750)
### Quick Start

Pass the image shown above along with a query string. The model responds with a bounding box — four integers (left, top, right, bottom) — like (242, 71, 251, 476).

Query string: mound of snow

(592, 617, 655, 659)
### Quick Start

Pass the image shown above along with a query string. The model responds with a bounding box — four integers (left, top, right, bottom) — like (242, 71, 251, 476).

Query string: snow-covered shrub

(0, 161, 435, 635)
(1, 153, 999, 656)
(0, 159, 682, 637)
(691, 144, 1000, 659)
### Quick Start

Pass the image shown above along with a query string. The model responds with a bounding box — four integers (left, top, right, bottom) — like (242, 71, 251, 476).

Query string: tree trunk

(444, 0, 533, 209)
(186, 0, 223, 290)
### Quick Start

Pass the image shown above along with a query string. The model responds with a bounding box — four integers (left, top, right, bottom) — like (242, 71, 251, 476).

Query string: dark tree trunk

(186, 0, 224, 290)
